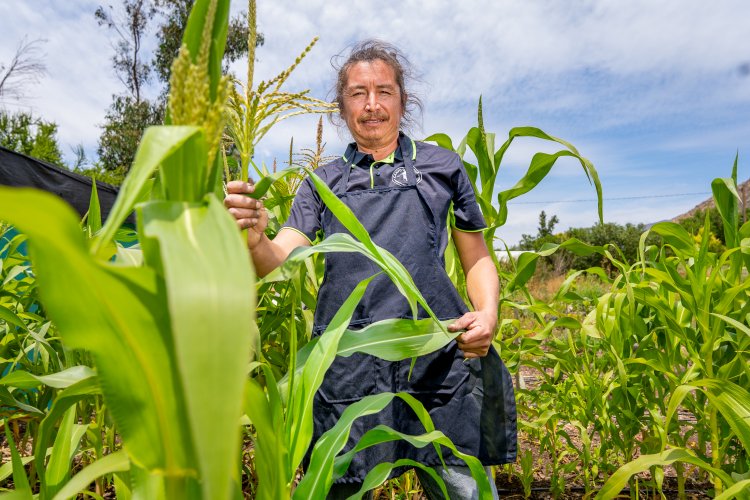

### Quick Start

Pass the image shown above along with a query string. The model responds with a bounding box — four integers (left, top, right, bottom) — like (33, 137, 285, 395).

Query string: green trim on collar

(343, 136, 415, 176)
(374, 151, 395, 164)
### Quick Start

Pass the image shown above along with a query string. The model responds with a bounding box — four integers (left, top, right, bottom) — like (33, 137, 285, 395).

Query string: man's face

(341, 60, 403, 150)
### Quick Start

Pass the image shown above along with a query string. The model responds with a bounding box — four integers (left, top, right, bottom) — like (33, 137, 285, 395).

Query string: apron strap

(337, 143, 358, 194)
(338, 134, 418, 192)
(399, 134, 418, 186)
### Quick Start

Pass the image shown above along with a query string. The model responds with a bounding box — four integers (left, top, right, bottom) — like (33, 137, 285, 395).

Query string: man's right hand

(224, 180, 268, 249)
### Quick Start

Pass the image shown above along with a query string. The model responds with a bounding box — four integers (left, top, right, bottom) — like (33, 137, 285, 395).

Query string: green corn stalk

(589, 164, 750, 497)
(519, 449, 534, 499)
(425, 96, 603, 270)
(224, 0, 336, 183)
(0, 1, 256, 498)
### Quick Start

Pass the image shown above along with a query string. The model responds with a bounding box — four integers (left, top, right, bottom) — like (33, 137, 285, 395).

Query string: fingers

(224, 193, 264, 211)
(456, 325, 488, 349)
(226, 180, 256, 195)
(227, 207, 265, 220)
(452, 313, 493, 358)
(237, 217, 263, 230)
(448, 313, 475, 332)
(224, 194, 263, 209)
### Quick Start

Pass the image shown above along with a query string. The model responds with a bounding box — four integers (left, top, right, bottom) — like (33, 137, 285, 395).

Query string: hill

(671, 178, 750, 222)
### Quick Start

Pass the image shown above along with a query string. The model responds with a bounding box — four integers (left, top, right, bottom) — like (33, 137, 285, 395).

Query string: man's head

(333, 40, 422, 152)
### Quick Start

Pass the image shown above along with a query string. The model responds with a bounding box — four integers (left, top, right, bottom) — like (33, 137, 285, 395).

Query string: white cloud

(2, 0, 749, 242)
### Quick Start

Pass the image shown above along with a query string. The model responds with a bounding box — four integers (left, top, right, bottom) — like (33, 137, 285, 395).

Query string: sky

(1, 0, 749, 246)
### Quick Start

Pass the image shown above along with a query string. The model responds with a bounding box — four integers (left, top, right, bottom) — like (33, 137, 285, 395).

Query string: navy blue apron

(310, 135, 517, 484)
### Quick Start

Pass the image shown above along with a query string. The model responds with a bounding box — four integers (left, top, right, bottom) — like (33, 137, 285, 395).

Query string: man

(225, 40, 516, 499)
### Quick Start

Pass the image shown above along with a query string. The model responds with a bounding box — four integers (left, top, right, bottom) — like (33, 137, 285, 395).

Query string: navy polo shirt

(282, 133, 486, 256)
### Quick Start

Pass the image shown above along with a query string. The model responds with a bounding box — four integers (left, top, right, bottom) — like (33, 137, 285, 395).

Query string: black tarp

(0, 146, 134, 224)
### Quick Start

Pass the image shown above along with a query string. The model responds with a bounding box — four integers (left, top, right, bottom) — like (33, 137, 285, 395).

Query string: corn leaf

(347, 458, 449, 500)
(51, 451, 130, 500)
(34, 377, 101, 481)
(333, 425, 493, 500)
(286, 275, 376, 481)
(335, 318, 455, 359)
(45, 406, 86, 498)
(0, 187, 193, 475)
(280, 317, 457, 400)
(245, 375, 290, 500)
(303, 170, 439, 323)
(691, 379, 750, 453)
(0, 366, 94, 390)
(0, 305, 28, 331)
(3, 423, 32, 499)
(496, 149, 601, 228)
(505, 239, 604, 292)
(265, 231, 442, 330)
(92, 126, 203, 256)
(157, 130, 209, 202)
(87, 178, 102, 236)
(648, 222, 696, 257)
(712, 157, 741, 249)
(596, 448, 734, 500)
(243, 168, 300, 199)
(140, 196, 256, 500)
(714, 479, 750, 500)
(0, 386, 43, 415)
(295, 391, 441, 499)
(0, 453, 41, 484)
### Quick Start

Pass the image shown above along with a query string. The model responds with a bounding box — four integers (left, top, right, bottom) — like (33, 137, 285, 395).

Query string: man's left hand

(448, 310, 497, 359)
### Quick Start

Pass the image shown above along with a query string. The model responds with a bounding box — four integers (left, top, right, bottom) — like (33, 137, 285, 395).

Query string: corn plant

(223, 0, 336, 183)
(0, 227, 68, 421)
(426, 96, 603, 285)
(0, 1, 256, 498)
(594, 160, 750, 498)
(252, 119, 332, 381)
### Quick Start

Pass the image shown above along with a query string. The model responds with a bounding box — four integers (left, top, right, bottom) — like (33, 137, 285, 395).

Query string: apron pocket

(400, 344, 471, 398)
(317, 352, 389, 404)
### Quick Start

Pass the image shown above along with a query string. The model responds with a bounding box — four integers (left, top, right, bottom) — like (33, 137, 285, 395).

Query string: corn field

(1, 0, 749, 498)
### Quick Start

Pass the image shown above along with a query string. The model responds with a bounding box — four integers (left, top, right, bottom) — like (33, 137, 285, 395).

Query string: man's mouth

(360, 115, 387, 125)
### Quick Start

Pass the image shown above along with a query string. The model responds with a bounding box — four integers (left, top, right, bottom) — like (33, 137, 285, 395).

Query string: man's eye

(350, 91, 365, 97)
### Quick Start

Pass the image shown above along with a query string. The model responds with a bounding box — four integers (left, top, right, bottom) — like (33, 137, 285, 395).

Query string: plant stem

(709, 406, 722, 495)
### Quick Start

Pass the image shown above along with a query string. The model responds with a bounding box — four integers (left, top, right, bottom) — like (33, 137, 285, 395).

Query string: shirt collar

(351, 145, 402, 167)
(342, 133, 406, 168)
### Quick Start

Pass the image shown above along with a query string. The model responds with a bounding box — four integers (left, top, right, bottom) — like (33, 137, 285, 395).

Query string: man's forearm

(249, 234, 291, 277)
(465, 255, 500, 318)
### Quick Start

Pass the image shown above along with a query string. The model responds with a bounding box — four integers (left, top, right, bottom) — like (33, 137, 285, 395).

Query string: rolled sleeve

(451, 155, 486, 232)
(282, 176, 322, 244)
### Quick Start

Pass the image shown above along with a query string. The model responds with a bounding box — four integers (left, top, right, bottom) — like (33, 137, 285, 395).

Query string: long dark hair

(330, 39, 423, 134)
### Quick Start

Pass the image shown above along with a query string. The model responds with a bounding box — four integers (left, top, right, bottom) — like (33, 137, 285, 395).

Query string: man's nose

(365, 92, 378, 110)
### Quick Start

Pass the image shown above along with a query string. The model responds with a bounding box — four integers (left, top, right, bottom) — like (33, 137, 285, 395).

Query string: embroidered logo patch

(391, 166, 422, 186)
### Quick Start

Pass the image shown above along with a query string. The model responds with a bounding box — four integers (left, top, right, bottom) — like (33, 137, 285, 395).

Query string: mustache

(359, 113, 388, 122)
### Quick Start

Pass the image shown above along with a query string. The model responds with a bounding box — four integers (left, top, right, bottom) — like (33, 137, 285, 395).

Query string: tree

(0, 110, 64, 165)
(519, 210, 560, 250)
(1, 39, 65, 168)
(0, 37, 46, 103)
(152, 0, 263, 86)
(95, 0, 156, 103)
(95, 0, 264, 178)
(96, 95, 162, 183)
(95, 0, 161, 178)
